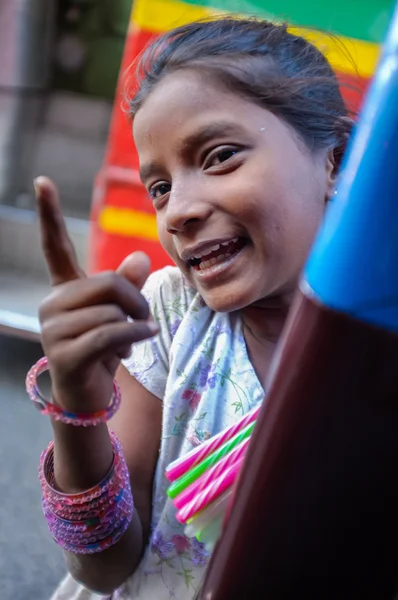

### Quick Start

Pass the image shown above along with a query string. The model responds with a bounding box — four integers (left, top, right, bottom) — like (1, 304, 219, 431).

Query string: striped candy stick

(176, 453, 244, 524)
(184, 497, 230, 552)
(167, 422, 254, 499)
(166, 405, 260, 482)
(174, 437, 250, 510)
(184, 489, 232, 539)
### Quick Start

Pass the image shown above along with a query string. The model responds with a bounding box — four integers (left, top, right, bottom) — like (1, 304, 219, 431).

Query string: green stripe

(182, 0, 394, 43)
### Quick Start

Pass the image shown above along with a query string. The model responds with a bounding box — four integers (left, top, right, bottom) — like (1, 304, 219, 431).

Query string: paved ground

(0, 334, 65, 600)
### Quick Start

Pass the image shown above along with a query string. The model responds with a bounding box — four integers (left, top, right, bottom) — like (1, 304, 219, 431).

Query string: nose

(165, 181, 213, 234)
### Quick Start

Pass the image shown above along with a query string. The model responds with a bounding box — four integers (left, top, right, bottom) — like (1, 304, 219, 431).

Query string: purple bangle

(39, 431, 134, 554)
(40, 432, 128, 506)
(26, 356, 121, 426)
(54, 516, 133, 554)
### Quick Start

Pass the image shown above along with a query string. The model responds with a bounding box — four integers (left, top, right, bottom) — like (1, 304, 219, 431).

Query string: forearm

(35, 177, 159, 594)
(65, 514, 143, 595)
(51, 421, 144, 594)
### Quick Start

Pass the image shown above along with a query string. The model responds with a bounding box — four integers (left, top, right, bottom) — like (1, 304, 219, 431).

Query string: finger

(41, 304, 128, 343)
(114, 342, 135, 362)
(34, 176, 85, 286)
(39, 271, 150, 321)
(117, 252, 151, 291)
(116, 344, 133, 360)
(62, 321, 159, 370)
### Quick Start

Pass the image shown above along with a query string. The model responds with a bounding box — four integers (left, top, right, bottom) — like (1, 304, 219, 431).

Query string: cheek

(263, 157, 325, 231)
(229, 166, 286, 233)
(156, 217, 174, 256)
(240, 164, 324, 260)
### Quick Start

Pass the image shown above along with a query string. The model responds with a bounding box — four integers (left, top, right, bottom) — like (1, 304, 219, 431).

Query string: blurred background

(0, 0, 392, 598)
(0, 0, 131, 340)
(0, 1, 130, 598)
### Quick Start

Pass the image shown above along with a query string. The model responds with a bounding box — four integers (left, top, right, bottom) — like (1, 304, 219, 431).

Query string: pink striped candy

(176, 454, 244, 523)
(166, 405, 260, 482)
(174, 437, 250, 510)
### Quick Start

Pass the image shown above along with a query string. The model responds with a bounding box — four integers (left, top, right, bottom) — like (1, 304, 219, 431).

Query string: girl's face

(134, 71, 335, 312)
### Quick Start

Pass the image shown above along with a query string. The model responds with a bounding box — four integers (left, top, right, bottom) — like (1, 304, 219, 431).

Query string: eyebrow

(139, 161, 165, 184)
(179, 121, 246, 153)
(139, 121, 246, 183)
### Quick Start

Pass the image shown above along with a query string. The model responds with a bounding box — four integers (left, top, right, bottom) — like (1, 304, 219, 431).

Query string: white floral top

(50, 266, 264, 600)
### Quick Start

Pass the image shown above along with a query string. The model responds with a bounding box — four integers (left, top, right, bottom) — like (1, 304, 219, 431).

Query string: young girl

(33, 17, 352, 600)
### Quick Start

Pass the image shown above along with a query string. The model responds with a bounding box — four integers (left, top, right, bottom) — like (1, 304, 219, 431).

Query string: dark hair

(130, 18, 353, 164)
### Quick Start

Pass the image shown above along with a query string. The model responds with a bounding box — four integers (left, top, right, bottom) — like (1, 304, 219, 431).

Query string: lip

(192, 242, 248, 284)
(180, 237, 241, 262)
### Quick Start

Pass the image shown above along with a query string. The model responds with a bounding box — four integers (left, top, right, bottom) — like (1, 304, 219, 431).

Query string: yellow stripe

(99, 207, 159, 241)
(132, 0, 216, 33)
(131, 0, 379, 78)
(289, 27, 378, 79)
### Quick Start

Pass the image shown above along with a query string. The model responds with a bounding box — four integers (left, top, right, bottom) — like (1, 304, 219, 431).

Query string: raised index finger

(34, 177, 86, 286)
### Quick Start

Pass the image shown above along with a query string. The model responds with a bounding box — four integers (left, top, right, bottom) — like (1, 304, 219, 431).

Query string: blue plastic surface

(304, 3, 398, 332)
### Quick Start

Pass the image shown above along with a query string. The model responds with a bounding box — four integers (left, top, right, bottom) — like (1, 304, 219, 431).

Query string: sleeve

(122, 266, 190, 400)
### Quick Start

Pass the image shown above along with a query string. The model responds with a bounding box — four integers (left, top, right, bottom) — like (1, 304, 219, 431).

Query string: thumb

(116, 251, 151, 291)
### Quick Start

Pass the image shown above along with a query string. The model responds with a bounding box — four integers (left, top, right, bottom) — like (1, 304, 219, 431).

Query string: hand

(36, 177, 158, 413)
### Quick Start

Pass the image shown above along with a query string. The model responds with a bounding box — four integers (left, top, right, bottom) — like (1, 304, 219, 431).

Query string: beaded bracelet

(26, 356, 121, 426)
(39, 431, 134, 554)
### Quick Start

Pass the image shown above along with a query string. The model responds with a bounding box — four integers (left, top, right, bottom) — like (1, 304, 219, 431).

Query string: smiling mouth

(188, 237, 248, 271)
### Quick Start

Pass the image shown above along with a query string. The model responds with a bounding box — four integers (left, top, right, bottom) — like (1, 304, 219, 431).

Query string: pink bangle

(40, 430, 134, 554)
(26, 356, 121, 426)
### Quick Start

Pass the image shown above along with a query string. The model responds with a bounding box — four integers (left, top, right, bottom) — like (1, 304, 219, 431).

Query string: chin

(200, 288, 256, 313)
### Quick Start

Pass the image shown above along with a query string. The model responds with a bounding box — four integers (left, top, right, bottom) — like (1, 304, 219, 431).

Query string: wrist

(52, 422, 114, 493)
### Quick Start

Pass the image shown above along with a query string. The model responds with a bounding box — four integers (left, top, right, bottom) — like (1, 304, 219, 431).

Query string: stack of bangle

(39, 430, 134, 554)
(27, 356, 133, 554)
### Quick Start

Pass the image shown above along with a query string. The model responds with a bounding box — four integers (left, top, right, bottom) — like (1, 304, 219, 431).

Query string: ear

(325, 116, 355, 202)
(324, 148, 338, 203)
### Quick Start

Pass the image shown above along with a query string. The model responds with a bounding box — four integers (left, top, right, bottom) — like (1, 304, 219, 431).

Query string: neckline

(237, 313, 265, 396)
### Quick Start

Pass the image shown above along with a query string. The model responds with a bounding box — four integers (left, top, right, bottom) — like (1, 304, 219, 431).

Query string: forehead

(133, 70, 269, 153)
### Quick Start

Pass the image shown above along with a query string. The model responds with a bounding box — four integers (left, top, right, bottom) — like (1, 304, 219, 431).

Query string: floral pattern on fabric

(50, 266, 264, 600)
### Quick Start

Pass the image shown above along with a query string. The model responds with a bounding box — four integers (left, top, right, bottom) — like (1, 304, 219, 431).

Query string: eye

(203, 146, 240, 170)
(148, 181, 171, 201)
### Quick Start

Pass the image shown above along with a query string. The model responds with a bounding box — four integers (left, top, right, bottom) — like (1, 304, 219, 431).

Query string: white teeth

(199, 259, 212, 270)
(194, 238, 245, 271)
(193, 245, 219, 260)
(191, 238, 240, 261)
(198, 253, 231, 270)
